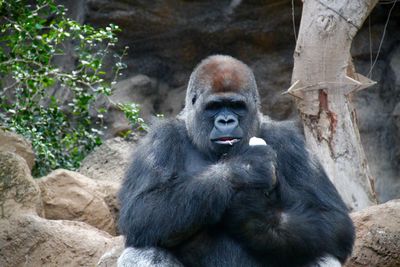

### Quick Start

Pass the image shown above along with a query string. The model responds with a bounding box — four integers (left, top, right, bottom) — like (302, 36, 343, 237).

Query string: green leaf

(0, 0, 136, 177)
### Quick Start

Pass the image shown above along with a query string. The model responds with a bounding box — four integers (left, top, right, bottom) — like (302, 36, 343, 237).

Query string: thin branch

(291, 0, 297, 42)
(367, 0, 397, 77)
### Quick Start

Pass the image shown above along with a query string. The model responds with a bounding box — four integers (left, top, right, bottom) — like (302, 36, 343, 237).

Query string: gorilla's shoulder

(139, 118, 188, 153)
(144, 118, 187, 141)
(259, 116, 306, 151)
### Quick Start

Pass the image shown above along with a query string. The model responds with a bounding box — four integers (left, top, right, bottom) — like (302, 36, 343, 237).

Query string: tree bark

(290, 0, 379, 211)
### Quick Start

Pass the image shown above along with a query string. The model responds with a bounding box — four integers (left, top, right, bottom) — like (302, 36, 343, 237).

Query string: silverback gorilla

(117, 55, 354, 267)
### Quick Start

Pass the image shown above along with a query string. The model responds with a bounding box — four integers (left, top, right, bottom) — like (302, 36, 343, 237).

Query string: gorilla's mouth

(213, 137, 241, 146)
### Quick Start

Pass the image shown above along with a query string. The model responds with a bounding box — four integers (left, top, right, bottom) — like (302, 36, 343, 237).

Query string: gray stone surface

(0, 129, 35, 171)
(0, 150, 121, 267)
(346, 200, 400, 267)
(79, 137, 138, 182)
(37, 169, 119, 235)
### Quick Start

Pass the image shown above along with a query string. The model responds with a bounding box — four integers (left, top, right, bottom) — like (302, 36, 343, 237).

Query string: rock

(106, 74, 156, 135)
(37, 169, 119, 235)
(79, 137, 138, 182)
(353, 59, 400, 203)
(0, 151, 42, 217)
(0, 213, 123, 267)
(351, 24, 394, 60)
(389, 45, 400, 89)
(85, 0, 301, 122)
(157, 85, 186, 117)
(98, 180, 121, 232)
(85, 0, 301, 80)
(0, 129, 35, 171)
(97, 242, 125, 267)
(94, 74, 169, 137)
(346, 200, 400, 267)
(0, 150, 123, 267)
(251, 54, 296, 120)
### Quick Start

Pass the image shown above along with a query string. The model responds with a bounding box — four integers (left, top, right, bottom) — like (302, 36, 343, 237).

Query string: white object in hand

(249, 137, 267, 146)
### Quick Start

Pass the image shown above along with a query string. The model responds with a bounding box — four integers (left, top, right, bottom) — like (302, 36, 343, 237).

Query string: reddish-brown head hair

(196, 55, 252, 93)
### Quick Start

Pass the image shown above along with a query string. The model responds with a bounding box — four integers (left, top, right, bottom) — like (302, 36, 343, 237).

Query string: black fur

(118, 55, 354, 267)
(222, 119, 354, 267)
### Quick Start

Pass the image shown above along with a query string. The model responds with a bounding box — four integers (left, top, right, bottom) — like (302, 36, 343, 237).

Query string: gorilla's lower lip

(213, 138, 241, 146)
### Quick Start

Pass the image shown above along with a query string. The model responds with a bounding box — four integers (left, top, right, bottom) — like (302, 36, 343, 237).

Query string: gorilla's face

(203, 94, 248, 153)
(188, 91, 260, 158)
(183, 55, 261, 158)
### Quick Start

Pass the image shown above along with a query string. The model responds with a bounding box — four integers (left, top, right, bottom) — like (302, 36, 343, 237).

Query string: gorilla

(117, 55, 354, 267)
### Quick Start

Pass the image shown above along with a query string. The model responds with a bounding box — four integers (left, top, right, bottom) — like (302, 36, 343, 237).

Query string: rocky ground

(1, 130, 399, 266)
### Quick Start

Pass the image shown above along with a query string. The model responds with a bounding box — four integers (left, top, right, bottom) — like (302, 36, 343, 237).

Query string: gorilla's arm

(118, 119, 239, 248)
(224, 120, 355, 265)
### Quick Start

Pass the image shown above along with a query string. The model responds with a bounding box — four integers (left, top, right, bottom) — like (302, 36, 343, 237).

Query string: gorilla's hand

(222, 144, 283, 256)
(227, 144, 278, 191)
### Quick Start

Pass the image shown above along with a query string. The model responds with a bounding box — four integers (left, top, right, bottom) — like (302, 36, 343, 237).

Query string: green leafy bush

(0, 0, 142, 177)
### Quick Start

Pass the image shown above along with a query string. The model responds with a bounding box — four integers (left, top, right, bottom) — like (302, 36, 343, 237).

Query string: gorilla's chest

(183, 146, 212, 177)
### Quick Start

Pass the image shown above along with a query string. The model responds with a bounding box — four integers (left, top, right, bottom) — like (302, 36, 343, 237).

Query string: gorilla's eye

(204, 101, 222, 117)
(205, 101, 222, 111)
(230, 101, 247, 115)
(204, 100, 247, 117)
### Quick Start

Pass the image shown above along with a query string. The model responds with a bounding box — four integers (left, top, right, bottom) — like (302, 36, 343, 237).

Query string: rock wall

(68, 0, 400, 202)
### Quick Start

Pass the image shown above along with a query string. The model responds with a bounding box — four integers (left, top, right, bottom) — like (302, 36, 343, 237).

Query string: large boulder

(79, 137, 138, 182)
(37, 169, 120, 235)
(0, 129, 35, 170)
(0, 214, 122, 267)
(0, 150, 123, 267)
(346, 200, 400, 267)
(93, 74, 162, 137)
(0, 151, 42, 217)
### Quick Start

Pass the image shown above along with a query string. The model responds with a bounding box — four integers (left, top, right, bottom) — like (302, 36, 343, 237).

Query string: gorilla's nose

(214, 114, 239, 132)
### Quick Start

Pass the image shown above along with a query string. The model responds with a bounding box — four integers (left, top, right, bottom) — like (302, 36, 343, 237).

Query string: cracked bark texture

(291, 0, 379, 210)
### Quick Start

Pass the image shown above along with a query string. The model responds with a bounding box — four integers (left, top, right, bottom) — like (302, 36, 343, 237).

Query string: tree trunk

(290, 0, 379, 211)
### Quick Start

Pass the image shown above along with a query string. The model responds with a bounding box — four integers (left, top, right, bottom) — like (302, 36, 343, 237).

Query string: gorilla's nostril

(217, 118, 236, 126)
(215, 115, 238, 130)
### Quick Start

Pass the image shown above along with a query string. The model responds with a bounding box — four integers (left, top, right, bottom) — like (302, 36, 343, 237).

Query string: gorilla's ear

(191, 94, 197, 105)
